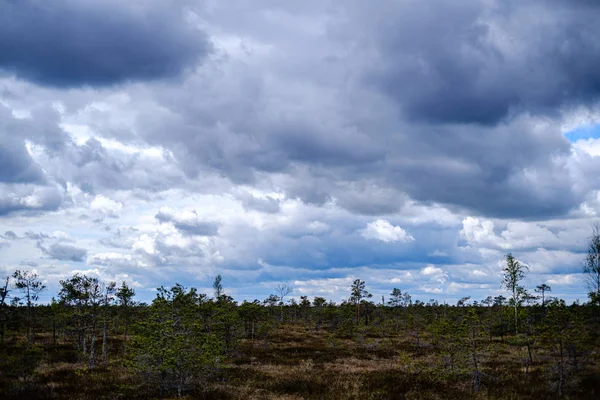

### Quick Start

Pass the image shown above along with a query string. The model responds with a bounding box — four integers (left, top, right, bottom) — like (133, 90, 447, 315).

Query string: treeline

(1, 229, 600, 398)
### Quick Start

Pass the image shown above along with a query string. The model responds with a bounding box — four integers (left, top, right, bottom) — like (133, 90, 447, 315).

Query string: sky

(2, 0, 600, 305)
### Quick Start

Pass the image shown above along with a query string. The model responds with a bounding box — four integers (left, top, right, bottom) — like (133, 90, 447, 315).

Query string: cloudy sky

(1, 0, 600, 304)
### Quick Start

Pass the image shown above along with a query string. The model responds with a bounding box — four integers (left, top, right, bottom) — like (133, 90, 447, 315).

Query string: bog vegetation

(2, 229, 600, 399)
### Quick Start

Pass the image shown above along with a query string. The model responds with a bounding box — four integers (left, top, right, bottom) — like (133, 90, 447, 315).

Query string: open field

(2, 321, 599, 400)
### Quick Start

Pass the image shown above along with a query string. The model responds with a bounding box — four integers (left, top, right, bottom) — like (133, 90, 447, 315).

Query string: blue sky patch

(565, 123, 600, 142)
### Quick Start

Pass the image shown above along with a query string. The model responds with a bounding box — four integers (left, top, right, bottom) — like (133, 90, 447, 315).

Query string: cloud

(115, 2, 591, 219)
(546, 274, 584, 287)
(42, 243, 87, 262)
(0, 105, 50, 184)
(459, 216, 583, 251)
(88, 252, 146, 270)
(24, 231, 51, 240)
(0, 0, 211, 87)
(237, 192, 281, 214)
(2, 231, 17, 240)
(155, 208, 219, 237)
(90, 194, 122, 218)
(358, 0, 600, 124)
(0, 184, 63, 216)
(361, 219, 414, 243)
(0, 0, 599, 304)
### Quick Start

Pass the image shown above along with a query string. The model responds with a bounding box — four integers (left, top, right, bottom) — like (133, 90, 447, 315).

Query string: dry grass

(1, 324, 599, 399)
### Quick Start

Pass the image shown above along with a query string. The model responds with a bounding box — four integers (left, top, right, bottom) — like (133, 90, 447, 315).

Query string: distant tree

(481, 296, 493, 307)
(350, 279, 372, 324)
(12, 270, 46, 342)
(238, 300, 263, 339)
(275, 284, 293, 321)
(493, 295, 506, 307)
(401, 292, 412, 307)
(213, 294, 241, 356)
(299, 296, 311, 323)
(535, 283, 552, 307)
(0, 275, 10, 345)
(264, 294, 279, 309)
(313, 297, 327, 307)
(312, 296, 327, 330)
(584, 224, 600, 304)
(58, 273, 103, 362)
(388, 288, 402, 307)
(539, 299, 587, 397)
(49, 297, 61, 348)
(502, 253, 529, 333)
(213, 275, 223, 299)
(457, 296, 471, 307)
(86, 277, 103, 369)
(58, 274, 90, 353)
(288, 298, 299, 321)
(116, 281, 136, 353)
(388, 288, 403, 332)
(461, 309, 483, 392)
(102, 281, 117, 361)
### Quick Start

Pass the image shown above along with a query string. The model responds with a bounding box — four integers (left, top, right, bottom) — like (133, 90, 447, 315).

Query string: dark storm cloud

(378, 119, 578, 219)
(121, 0, 600, 220)
(0, 106, 47, 184)
(42, 243, 87, 262)
(0, 105, 69, 215)
(0, 139, 45, 184)
(0, 0, 211, 87)
(357, 0, 600, 124)
(2, 0, 598, 224)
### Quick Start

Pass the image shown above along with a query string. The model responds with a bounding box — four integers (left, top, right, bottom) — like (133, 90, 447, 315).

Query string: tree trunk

(32, 305, 37, 343)
(471, 327, 481, 393)
(53, 317, 57, 348)
(102, 316, 108, 360)
(90, 319, 96, 369)
(83, 329, 87, 355)
(123, 314, 128, 354)
(514, 304, 518, 334)
(558, 341, 564, 397)
(1, 315, 5, 346)
(26, 302, 31, 342)
(527, 342, 533, 372)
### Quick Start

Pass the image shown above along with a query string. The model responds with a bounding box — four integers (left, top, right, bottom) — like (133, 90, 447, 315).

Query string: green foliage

(12, 270, 46, 342)
(1, 339, 44, 380)
(585, 224, 600, 300)
(127, 284, 222, 396)
(2, 271, 600, 399)
(502, 253, 529, 333)
(213, 275, 223, 298)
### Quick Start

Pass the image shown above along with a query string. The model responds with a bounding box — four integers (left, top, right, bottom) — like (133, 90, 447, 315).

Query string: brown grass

(1, 324, 599, 399)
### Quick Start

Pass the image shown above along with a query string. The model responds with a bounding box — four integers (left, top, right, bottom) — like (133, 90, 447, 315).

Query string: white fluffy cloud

(361, 219, 414, 243)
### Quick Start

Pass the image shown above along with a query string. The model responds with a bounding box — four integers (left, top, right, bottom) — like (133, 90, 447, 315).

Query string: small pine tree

(350, 279, 372, 325)
(502, 253, 529, 334)
(127, 284, 222, 396)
